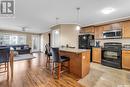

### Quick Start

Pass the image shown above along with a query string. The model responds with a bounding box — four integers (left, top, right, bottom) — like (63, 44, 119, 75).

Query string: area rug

(14, 54, 36, 61)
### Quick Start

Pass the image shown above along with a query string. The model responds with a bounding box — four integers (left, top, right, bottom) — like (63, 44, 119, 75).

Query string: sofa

(0, 45, 31, 54)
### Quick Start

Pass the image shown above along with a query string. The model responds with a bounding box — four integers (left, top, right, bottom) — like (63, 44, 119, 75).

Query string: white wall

(60, 24, 79, 48)
(51, 24, 79, 48)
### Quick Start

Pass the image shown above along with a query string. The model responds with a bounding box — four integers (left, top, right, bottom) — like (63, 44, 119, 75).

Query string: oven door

(102, 49, 121, 61)
(103, 51, 118, 60)
(101, 49, 122, 69)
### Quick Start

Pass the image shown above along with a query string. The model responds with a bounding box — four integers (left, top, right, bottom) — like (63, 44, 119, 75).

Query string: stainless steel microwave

(103, 30, 122, 39)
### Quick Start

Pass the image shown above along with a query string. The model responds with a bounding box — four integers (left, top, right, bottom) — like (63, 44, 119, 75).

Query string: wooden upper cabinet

(122, 21, 130, 38)
(103, 23, 122, 31)
(81, 21, 126, 39)
(94, 26, 104, 39)
(103, 24, 111, 31)
(80, 26, 95, 33)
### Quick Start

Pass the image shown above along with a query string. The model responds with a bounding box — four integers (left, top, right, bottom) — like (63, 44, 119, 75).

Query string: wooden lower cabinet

(122, 50, 130, 70)
(92, 47, 101, 63)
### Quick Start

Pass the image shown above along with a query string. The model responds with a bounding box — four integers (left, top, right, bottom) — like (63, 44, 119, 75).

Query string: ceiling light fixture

(76, 7, 81, 31)
(55, 18, 59, 34)
(21, 26, 27, 32)
(101, 7, 115, 14)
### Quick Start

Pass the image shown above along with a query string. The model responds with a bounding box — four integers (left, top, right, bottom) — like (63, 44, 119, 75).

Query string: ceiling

(0, 0, 130, 33)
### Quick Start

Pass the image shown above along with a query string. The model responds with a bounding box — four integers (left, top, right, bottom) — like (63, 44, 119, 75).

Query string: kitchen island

(59, 48, 90, 78)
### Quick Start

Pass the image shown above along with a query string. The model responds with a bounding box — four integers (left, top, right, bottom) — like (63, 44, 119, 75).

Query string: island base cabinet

(122, 50, 130, 70)
(59, 50, 90, 78)
(81, 51, 90, 77)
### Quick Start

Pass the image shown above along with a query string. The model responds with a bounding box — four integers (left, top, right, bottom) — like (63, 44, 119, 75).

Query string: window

(0, 32, 26, 45)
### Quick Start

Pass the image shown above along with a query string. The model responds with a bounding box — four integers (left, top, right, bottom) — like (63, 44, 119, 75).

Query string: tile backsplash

(95, 38, 130, 47)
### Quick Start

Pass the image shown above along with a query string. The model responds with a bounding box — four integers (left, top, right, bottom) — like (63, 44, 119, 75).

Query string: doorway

(32, 35, 41, 52)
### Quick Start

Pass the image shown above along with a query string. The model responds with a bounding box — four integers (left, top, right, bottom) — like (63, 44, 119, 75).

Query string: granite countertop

(60, 48, 89, 53)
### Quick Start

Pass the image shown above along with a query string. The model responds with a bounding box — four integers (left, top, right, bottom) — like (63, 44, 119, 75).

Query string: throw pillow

(16, 47, 21, 50)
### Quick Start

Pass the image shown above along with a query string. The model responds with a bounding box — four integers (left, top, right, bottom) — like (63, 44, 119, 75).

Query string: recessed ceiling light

(101, 7, 115, 14)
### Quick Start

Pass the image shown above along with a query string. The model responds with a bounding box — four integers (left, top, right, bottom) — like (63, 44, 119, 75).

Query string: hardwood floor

(0, 53, 84, 87)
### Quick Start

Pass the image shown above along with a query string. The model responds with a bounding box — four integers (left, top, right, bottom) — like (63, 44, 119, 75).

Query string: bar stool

(51, 48, 70, 79)
(45, 44, 52, 68)
(0, 48, 10, 80)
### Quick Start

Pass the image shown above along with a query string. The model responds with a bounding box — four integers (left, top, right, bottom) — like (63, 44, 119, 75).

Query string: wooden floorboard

(0, 53, 84, 87)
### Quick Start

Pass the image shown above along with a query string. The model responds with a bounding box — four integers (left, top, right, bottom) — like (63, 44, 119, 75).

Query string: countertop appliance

(102, 42, 122, 69)
(78, 34, 95, 62)
(103, 30, 122, 39)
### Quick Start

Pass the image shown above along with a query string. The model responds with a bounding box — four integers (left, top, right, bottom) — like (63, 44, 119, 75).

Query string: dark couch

(0, 45, 31, 54)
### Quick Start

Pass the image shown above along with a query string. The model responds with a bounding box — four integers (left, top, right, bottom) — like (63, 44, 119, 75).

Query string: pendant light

(76, 7, 81, 31)
(56, 17, 59, 25)
(55, 17, 59, 34)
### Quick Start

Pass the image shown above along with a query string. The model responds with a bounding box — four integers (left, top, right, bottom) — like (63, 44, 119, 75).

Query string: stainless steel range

(102, 42, 122, 69)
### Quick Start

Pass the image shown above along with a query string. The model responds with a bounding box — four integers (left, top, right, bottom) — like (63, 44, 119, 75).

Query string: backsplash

(95, 38, 130, 47)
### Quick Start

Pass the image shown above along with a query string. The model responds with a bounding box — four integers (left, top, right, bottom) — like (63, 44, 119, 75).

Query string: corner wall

(51, 24, 79, 48)
(60, 24, 79, 48)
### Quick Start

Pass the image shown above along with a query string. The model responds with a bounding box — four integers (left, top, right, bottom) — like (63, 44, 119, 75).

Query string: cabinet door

(103, 23, 122, 31)
(80, 27, 95, 33)
(103, 24, 111, 31)
(80, 28, 85, 33)
(122, 21, 130, 38)
(92, 48, 101, 63)
(95, 26, 104, 39)
(81, 51, 90, 77)
(85, 27, 95, 33)
(122, 51, 130, 69)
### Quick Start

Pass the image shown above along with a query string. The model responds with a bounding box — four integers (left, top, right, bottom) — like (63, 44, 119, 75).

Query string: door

(32, 35, 41, 52)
